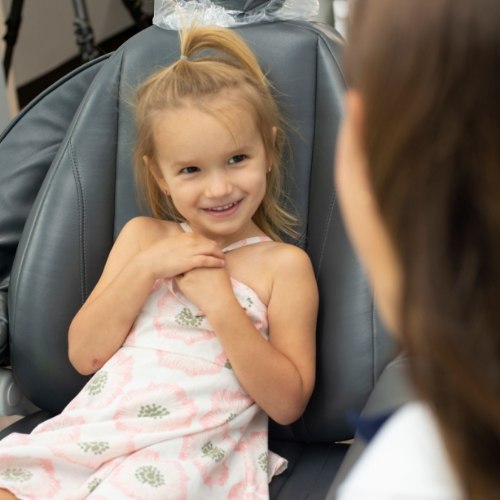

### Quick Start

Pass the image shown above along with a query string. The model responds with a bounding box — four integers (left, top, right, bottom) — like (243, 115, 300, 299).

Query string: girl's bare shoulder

(269, 242, 317, 291)
(252, 240, 315, 286)
(119, 217, 182, 248)
(263, 240, 313, 269)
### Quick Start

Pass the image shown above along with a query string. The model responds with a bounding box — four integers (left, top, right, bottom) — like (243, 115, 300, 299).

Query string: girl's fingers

(174, 256, 224, 278)
(184, 233, 223, 256)
(194, 255, 225, 268)
(197, 241, 224, 259)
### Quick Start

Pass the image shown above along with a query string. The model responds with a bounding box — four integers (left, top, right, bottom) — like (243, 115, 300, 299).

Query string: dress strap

(221, 236, 272, 253)
(179, 222, 272, 253)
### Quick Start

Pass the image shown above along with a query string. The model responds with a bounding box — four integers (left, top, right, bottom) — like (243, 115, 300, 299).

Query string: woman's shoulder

(338, 402, 464, 499)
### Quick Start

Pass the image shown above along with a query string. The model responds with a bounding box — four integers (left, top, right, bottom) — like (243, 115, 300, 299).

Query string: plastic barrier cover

(153, 0, 320, 29)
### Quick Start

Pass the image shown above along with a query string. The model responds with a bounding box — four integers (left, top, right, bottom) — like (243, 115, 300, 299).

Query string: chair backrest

(6, 21, 395, 444)
(0, 55, 106, 365)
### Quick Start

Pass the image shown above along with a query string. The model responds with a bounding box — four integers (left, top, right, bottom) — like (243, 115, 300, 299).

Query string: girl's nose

(205, 172, 233, 198)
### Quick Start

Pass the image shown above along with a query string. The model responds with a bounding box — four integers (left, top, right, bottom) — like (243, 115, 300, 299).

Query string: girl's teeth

(211, 202, 235, 211)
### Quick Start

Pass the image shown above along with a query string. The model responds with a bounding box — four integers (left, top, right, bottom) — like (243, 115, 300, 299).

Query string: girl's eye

(179, 166, 199, 174)
(228, 154, 247, 165)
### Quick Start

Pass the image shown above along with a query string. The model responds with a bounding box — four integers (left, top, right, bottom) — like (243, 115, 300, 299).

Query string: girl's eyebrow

(171, 159, 199, 167)
(171, 145, 253, 167)
(227, 145, 251, 156)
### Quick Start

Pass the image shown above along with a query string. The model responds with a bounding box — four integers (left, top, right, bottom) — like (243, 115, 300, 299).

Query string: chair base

(270, 439, 348, 499)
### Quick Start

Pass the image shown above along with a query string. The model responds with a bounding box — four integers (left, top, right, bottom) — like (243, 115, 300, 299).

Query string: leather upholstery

(0, 56, 107, 364)
(0, 20, 398, 498)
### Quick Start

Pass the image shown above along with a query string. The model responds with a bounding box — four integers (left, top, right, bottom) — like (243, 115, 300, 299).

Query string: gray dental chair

(0, 1, 412, 497)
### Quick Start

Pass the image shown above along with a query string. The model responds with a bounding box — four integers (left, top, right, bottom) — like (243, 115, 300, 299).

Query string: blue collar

(347, 410, 395, 443)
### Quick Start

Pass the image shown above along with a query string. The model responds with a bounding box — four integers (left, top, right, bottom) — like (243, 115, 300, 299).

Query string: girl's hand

(139, 232, 225, 280)
(68, 219, 226, 375)
(175, 266, 234, 316)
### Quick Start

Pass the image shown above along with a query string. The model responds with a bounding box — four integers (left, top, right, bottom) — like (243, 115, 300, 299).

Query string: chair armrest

(360, 354, 414, 415)
(0, 409, 53, 440)
(326, 354, 415, 497)
(0, 368, 39, 417)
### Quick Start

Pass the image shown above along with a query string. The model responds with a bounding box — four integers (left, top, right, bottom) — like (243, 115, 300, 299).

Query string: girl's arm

(176, 244, 318, 425)
(68, 217, 224, 375)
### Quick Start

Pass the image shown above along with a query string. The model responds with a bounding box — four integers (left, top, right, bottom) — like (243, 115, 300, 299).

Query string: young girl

(335, 0, 500, 498)
(0, 26, 318, 499)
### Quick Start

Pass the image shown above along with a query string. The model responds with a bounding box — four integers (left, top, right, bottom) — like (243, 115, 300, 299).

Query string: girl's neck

(181, 221, 268, 249)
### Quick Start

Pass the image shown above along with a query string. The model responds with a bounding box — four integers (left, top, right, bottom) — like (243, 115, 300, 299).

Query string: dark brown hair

(133, 26, 297, 241)
(346, 0, 500, 497)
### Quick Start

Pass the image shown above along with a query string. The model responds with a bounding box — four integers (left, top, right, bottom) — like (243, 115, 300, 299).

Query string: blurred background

(0, 0, 350, 131)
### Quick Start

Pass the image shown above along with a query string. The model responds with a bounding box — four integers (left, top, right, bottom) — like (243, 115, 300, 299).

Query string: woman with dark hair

(335, 0, 500, 498)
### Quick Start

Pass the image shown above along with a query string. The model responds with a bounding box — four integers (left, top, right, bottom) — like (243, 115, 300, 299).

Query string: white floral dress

(0, 225, 287, 499)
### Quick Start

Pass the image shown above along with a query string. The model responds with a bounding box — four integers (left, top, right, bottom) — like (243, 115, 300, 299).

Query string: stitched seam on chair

(114, 52, 126, 234)
(286, 21, 348, 92)
(317, 195, 336, 278)
(307, 22, 346, 277)
(9, 141, 74, 339)
(299, 37, 337, 445)
(299, 37, 321, 442)
(69, 140, 87, 302)
(314, 38, 338, 278)
(279, 23, 344, 277)
(9, 52, 120, 333)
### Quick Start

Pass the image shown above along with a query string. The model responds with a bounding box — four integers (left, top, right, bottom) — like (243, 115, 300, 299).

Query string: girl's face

(335, 91, 402, 335)
(149, 95, 271, 247)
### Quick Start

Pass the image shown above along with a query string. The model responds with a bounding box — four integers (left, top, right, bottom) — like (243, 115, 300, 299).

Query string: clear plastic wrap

(153, 0, 320, 30)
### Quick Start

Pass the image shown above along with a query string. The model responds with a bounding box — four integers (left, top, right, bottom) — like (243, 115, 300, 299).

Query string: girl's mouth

(203, 200, 241, 217)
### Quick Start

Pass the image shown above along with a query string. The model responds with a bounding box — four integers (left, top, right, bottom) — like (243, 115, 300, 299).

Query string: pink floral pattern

(0, 234, 286, 498)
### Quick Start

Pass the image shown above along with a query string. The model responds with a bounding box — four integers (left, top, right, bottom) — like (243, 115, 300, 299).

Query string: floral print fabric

(0, 256, 286, 498)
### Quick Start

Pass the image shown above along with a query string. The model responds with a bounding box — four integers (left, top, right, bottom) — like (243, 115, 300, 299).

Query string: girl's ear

(144, 155, 169, 195)
(272, 126, 278, 142)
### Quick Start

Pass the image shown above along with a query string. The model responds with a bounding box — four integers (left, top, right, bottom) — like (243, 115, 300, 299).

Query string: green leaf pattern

(85, 371, 108, 396)
(78, 441, 110, 455)
(138, 403, 170, 419)
(202, 441, 225, 462)
(0, 467, 32, 482)
(0, 285, 274, 493)
(258, 452, 269, 473)
(225, 412, 237, 423)
(135, 465, 165, 488)
(88, 477, 102, 493)
(175, 307, 203, 327)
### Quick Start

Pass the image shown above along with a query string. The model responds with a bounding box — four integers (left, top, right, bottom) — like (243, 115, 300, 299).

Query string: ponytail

(179, 26, 267, 87)
(134, 26, 298, 241)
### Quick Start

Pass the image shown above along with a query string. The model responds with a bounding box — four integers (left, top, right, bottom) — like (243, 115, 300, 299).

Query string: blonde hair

(133, 26, 297, 241)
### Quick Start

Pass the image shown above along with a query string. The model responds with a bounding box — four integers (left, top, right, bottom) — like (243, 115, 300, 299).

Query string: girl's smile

(202, 199, 243, 217)
(150, 92, 270, 247)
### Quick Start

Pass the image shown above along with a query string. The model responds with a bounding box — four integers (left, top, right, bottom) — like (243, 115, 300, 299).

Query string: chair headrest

(210, 1, 288, 22)
(153, 0, 319, 29)
(210, 0, 284, 13)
